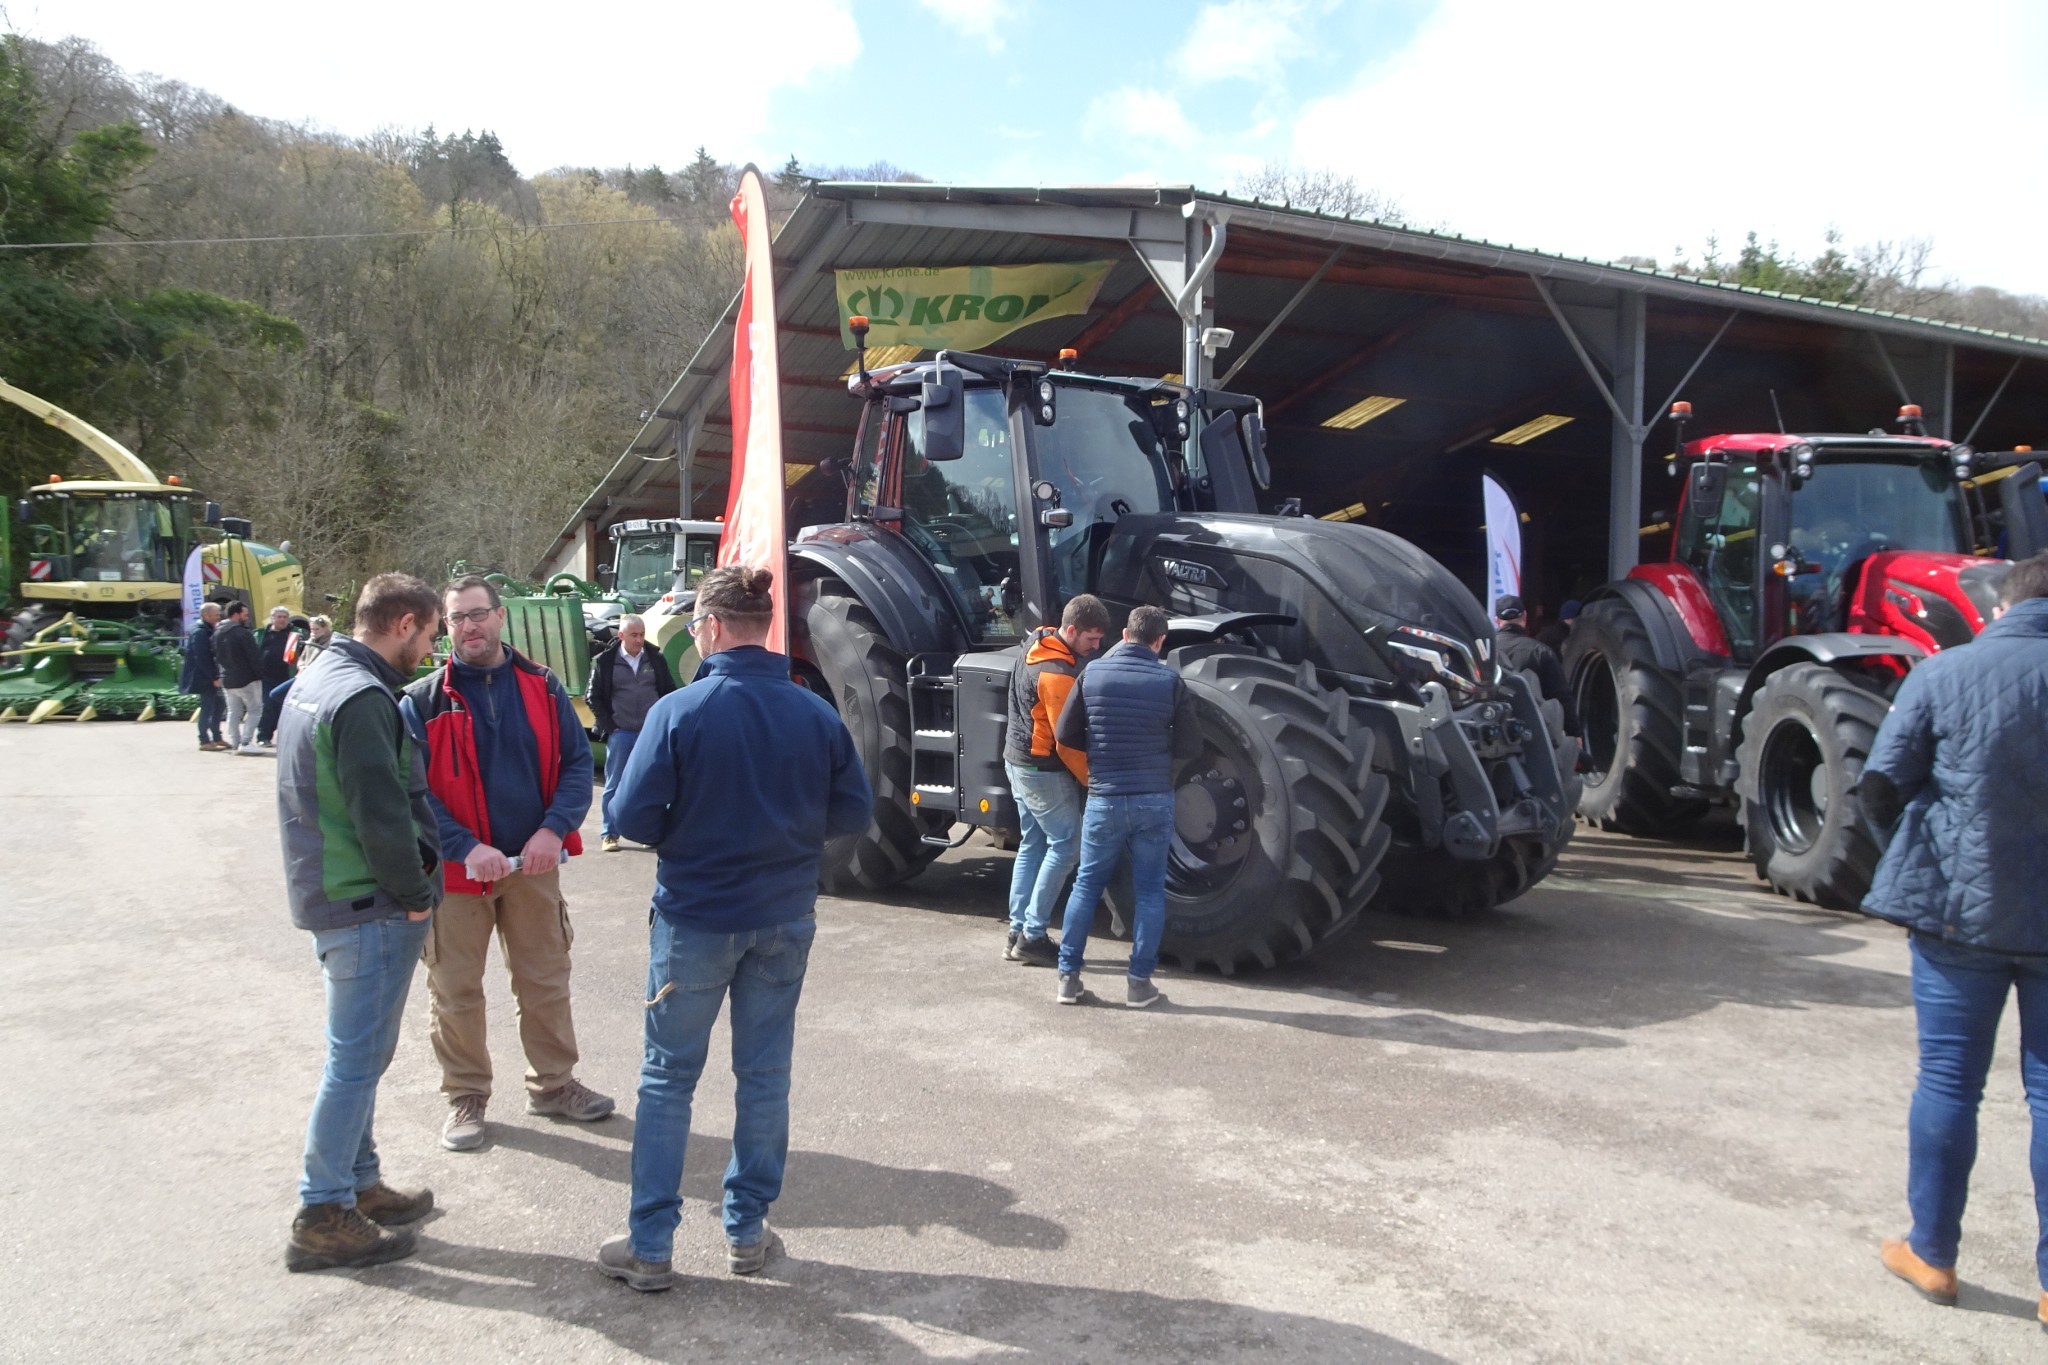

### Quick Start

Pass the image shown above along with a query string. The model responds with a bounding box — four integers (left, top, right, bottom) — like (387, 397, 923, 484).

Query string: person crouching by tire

(587, 614, 676, 853)
(1001, 593, 1109, 967)
(1049, 604, 1199, 1009)
(1860, 551, 2048, 1322)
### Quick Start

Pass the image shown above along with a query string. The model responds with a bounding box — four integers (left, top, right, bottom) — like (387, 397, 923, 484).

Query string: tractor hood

(1846, 548, 2006, 653)
(1098, 512, 1495, 687)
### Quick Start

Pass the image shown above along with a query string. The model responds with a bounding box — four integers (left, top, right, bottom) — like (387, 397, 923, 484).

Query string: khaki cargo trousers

(423, 867, 581, 1101)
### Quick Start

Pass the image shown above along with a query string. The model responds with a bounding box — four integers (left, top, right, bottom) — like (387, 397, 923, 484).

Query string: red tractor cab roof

(1679, 432, 1956, 460)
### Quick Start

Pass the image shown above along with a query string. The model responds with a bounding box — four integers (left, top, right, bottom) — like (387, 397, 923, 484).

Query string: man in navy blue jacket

(1862, 552, 2048, 1319)
(595, 566, 871, 1294)
(1052, 603, 1199, 1009)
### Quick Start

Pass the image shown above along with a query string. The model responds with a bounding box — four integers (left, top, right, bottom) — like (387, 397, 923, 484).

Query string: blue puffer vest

(1862, 596, 2048, 954)
(1076, 641, 1184, 796)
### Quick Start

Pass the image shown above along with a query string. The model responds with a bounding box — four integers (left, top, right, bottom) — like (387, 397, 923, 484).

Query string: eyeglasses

(686, 613, 715, 633)
(446, 607, 499, 627)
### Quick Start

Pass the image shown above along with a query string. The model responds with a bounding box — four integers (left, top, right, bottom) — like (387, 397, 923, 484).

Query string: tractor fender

(789, 530, 968, 657)
(1584, 577, 1702, 675)
(1735, 633, 1925, 722)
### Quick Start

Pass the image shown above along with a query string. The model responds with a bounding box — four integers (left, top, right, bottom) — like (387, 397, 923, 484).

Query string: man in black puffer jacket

(1494, 595, 1577, 738)
(1862, 551, 2048, 1319)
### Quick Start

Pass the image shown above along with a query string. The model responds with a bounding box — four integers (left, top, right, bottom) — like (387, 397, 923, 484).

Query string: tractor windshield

(1036, 384, 1175, 603)
(612, 535, 673, 607)
(1789, 456, 1964, 567)
(28, 493, 191, 584)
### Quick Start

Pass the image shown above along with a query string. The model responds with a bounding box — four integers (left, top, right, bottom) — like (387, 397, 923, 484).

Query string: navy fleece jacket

(612, 645, 872, 932)
(401, 655, 593, 862)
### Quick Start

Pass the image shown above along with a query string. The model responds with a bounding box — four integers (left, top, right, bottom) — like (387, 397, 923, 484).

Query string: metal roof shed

(540, 183, 2048, 605)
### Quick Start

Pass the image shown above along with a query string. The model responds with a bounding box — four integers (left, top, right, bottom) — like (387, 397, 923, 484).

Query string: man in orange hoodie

(1001, 594, 1111, 966)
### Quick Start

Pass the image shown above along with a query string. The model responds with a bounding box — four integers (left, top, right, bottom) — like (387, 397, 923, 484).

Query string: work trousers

(224, 681, 263, 747)
(423, 867, 580, 1100)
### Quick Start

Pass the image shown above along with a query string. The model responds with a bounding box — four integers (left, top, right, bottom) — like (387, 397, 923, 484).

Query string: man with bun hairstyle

(596, 566, 872, 1293)
(1001, 593, 1110, 966)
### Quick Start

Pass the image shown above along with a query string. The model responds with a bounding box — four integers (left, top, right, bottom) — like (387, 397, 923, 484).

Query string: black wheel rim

(1165, 733, 1257, 900)
(1574, 650, 1622, 779)
(1760, 717, 1828, 854)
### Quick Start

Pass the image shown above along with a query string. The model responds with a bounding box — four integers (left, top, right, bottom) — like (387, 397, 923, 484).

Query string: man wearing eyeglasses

(400, 575, 605, 1153)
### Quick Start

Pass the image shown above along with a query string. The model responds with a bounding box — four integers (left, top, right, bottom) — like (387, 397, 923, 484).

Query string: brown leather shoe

(354, 1180, 434, 1226)
(2037, 1290, 2046, 1330)
(285, 1202, 417, 1272)
(1881, 1236, 1958, 1305)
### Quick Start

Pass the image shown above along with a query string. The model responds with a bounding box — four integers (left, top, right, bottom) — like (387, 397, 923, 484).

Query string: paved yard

(3, 723, 2041, 1361)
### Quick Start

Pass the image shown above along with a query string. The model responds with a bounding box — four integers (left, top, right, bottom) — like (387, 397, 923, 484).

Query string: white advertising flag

(1481, 472, 1523, 612)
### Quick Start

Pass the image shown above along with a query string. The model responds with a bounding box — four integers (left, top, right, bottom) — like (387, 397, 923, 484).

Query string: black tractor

(784, 327, 1580, 973)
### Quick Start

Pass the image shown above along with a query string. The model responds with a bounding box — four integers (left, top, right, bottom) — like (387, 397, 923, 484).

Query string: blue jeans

(629, 913, 815, 1262)
(193, 687, 224, 744)
(1906, 933, 2048, 1285)
(1005, 761, 1083, 939)
(601, 727, 640, 839)
(1057, 792, 1174, 980)
(299, 915, 430, 1208)
(257, 680, 292, 743)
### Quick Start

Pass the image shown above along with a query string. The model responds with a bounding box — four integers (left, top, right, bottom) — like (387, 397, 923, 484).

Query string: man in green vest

(275, 573, 445, 1272)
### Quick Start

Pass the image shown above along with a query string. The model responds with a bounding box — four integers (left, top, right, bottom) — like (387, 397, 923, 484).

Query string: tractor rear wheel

(1564, 596, 1704, 835)
(1736, 662, 1889, 909)
(797, 578, 944, 893)
(1103, 645, 1389, 975)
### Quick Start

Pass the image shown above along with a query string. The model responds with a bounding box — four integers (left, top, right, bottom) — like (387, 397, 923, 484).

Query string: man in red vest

(401, 575, 605, 1152)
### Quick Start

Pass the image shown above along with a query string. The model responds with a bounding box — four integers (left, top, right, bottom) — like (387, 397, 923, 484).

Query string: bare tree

(1233, 162, 1404, 223)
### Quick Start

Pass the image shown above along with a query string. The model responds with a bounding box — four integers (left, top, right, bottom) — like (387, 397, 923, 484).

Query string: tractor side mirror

(918, 364, 966, 462)
(203, 501, 222, 527)
(13, 499, 28, 524)
(596, 563, 614, 585)
(1688, 462, 1727, 521)
(1241, 409, 1272, 489)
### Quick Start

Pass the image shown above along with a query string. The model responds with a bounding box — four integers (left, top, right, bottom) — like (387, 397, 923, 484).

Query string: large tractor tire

(797, 579, 943, 893)
(1736, 662, 1889, 909)
(1564, 596, 1705, 835)
(1370, 670, 1580, 919)
(1104, 645, 1390, 975)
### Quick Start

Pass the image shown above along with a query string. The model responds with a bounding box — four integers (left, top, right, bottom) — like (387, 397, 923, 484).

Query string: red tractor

(1564, 403, 2048, 906)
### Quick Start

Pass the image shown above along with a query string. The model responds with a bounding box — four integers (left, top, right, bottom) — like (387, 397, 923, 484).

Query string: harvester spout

(0, 376, 162, 485)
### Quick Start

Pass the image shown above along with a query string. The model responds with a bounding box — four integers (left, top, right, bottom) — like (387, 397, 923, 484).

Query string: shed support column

(1609, 293, 1646, 581)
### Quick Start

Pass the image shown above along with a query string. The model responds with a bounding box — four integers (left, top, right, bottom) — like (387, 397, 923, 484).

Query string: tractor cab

(835, 330, 1266, 646)
(1672, 433, 1978, 656)
(19, 481, 205, 602)
(604, 518, 722, 611)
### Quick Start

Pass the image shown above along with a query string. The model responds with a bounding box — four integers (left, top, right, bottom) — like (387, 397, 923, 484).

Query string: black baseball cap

(1494, 594, 1525, 619)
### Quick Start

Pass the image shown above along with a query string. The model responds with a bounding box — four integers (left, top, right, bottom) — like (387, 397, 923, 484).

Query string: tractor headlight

(1038, 380, 1054, 404)
(1388, 625, 1488, 697)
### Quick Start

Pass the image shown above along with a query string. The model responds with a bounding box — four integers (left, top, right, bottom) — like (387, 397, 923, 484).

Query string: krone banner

(835, 260, 1115, 352)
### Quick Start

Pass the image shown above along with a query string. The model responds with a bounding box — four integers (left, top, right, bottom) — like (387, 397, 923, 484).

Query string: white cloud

(914, 0, 1014, 53)
(1174, 0, 1315, 86)
(1285, 0, 2048, 295)
(11, 0, 862, 173)
(1086, 86, 1200, 156)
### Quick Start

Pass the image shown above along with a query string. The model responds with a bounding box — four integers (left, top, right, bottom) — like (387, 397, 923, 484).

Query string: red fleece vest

(417, 651, 583, 893)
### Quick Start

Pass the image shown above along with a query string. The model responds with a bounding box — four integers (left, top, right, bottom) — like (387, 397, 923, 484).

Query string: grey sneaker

(1003, 929, 1022, 961)
(529, 1077, 615, 1122)
(1056, 972, 1086, 1005)
(727, 1227, 783, 1276)
(1126, 976, 1161, 1009)
(1016, 935, 1060, 968)
(441, 1094, 488, 1151)
(597, 1234, 674, 1293)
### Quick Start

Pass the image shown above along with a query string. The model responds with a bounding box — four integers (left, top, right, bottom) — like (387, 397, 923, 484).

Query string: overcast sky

(15, 0, 2047, 295)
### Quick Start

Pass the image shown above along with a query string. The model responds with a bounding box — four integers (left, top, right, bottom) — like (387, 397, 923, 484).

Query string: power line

(0, 211, 745, 251)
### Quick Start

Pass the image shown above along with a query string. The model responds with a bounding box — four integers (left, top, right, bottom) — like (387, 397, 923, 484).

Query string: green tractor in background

(0, 379, 305, 722)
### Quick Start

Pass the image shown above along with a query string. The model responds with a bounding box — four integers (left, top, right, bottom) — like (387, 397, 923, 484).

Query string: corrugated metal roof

(538, 182, 2048, 573)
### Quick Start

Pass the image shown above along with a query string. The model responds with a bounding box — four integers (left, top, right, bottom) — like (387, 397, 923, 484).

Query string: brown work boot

(354, 1180, 434, 1226)
(529, 1078, 615, 1122)
(1881, 1236, 1958, 1305)
(285, 1203, 417, 1272)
